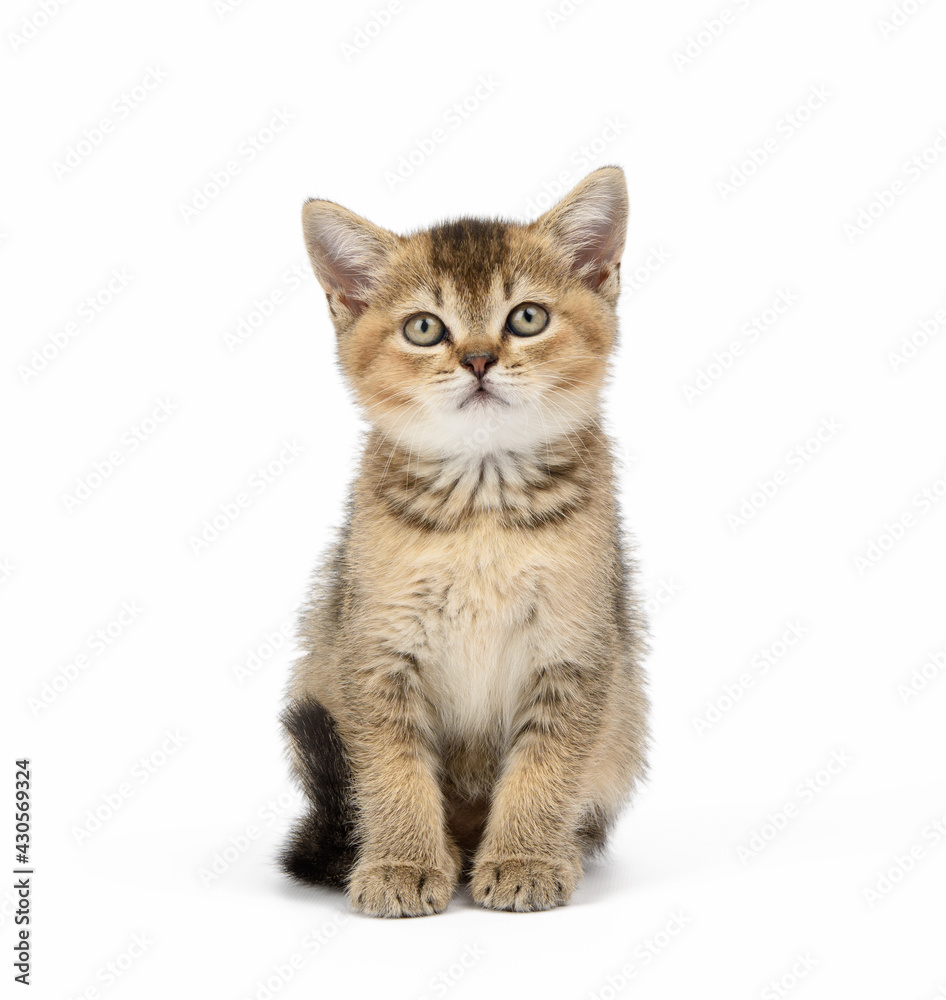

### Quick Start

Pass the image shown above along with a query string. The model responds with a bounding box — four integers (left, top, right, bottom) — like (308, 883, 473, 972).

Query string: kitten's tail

(279, 697, 358, 889)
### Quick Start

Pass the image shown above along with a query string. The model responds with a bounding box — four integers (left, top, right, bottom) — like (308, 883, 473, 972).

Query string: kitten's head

(301, 167, 628, 459)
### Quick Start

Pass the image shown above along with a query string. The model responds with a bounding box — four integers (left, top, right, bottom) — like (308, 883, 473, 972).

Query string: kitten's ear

(535, 166, 628, 293)
(301, 200, 398, 317)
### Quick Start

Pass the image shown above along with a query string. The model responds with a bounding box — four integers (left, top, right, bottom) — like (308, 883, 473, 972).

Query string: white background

(3, 0, 945, 997)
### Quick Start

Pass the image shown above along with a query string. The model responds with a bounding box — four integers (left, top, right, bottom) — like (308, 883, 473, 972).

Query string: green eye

(506, 302, 549, 337)
(403, 313, 446, 346)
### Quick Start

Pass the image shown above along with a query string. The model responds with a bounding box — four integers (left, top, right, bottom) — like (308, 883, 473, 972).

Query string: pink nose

(462, 353, 497, 379)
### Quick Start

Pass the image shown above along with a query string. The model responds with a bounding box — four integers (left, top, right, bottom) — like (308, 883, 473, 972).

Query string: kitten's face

(302, 168, 628, 459)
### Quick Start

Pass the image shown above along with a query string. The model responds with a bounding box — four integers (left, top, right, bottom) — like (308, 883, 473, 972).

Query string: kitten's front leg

(470, 659, 609, 912)
(344, 651, 460, 918)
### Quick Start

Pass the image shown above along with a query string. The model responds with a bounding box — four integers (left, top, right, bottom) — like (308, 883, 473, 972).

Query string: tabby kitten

(280, 167, 649, 916)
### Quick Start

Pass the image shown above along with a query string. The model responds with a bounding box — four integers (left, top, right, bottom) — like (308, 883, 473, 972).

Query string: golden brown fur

(281, 167, 649, 916)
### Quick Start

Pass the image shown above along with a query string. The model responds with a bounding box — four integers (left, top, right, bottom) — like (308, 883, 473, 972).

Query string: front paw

(348, 860, 456, 918)
(469, 854, 580, 912)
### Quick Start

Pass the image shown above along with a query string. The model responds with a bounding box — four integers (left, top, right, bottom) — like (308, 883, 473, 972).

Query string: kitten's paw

(348, 861, 455, 918)
(469, 854, 580, 912)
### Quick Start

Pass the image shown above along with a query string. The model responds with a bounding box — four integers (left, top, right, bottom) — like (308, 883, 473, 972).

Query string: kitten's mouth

(459, 384, 505, 408)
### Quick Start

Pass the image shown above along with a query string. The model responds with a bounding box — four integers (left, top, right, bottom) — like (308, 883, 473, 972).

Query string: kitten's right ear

(301, 200, 397, 317)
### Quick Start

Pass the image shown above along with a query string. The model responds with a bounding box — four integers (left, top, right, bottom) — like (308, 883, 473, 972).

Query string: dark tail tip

(279, 697, 357, 889)
(279, 810, 357, 888)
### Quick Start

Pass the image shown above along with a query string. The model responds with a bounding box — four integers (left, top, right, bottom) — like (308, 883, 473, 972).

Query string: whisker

(373, 400, 427, 494)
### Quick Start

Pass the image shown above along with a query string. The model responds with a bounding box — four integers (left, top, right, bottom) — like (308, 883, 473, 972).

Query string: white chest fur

(381, 532, 547, 738)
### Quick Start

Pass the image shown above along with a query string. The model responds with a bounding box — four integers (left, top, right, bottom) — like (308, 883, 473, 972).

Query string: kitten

(280, 167, 649, 916)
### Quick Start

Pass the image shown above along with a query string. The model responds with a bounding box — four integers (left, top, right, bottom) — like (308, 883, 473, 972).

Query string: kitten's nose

(461, 353, 497, 379)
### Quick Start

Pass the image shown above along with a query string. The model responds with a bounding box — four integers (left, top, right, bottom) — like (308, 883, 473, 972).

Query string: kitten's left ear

(301, 199, 398, 318)
(535, 166, 628, 296)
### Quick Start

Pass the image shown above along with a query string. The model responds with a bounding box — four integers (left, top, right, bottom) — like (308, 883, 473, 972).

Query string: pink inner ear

(337, 291, 369, 317)
(571, 250, 616, 291)
(322, 249, 374, 301)
(303, 203, 394, 307)
(570, 217, 619, 277)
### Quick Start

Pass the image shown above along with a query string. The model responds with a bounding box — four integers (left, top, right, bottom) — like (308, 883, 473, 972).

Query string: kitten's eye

(506, 302, 549, 337)
(403, 313, 447, 346)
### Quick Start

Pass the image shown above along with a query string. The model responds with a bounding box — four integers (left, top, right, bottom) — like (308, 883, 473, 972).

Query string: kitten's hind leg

(279, 697, 358, 889)
(575, 803, 615, 858)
